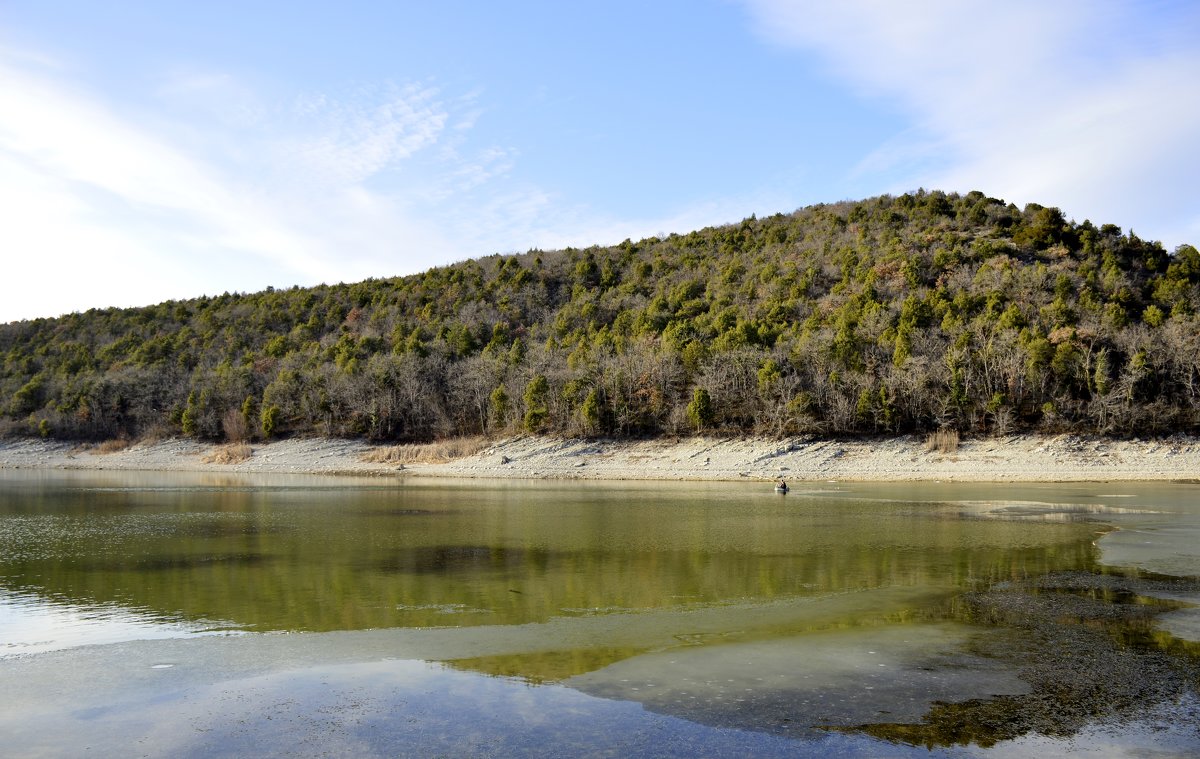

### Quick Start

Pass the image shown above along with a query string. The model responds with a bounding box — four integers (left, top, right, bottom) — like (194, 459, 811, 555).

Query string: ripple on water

(0, 590, 243, 658)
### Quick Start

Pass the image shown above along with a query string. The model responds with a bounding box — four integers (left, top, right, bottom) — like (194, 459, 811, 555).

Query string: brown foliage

(925, 428, 960, 454)
(95, 438, 132, 454)
(361, 436, 488, 465)
(222, 409, 250, 443)
(202, 442, 253, 464)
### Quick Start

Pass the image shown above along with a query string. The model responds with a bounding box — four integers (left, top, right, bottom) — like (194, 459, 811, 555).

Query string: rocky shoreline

(2, 433, 1199, 482)
(3, 434, 1200, 752)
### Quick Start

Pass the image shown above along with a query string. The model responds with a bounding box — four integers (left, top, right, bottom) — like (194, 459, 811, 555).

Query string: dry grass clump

(925, 428, 960, 454)
(362, 436, 488, 465)
(138, 425, 172, 445)
(203, 442, 253, 464)
(95, 438, 133, 454)
(222, 409, 250, 443)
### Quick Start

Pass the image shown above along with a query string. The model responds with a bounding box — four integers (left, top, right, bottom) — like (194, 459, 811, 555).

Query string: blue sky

(2, 1, 1198, 322)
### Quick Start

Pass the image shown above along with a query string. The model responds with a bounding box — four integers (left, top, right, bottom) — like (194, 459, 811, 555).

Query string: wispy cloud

(455, 184, 795, 257)
(0, 50, 496, 320)
(0, 53, 349, 318)
(289, 83, 448, 184)
(0, 35, 816, 322)
(743, 0, 1200, 247)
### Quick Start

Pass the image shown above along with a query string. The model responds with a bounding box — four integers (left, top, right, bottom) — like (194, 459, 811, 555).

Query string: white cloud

(289, 83, 448, 184)
(743, 0, 1200, 248)
(454, 183, 794, 258)
(0, 153, 199, 320)
(0, 55, 352, 321)
(0, 52, 482, 321)
(4, 44, 698, 323)
(0, 44, 720, 321)
(0, 41, 801, 322)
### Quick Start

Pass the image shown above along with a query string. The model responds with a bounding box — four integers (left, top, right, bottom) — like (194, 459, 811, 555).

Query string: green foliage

(241, 395, 256, 434)
(507, 338, 526, 366)
(522, 375, 549, 433)
(261, 404, 281, 439)
(1093, 349, 1111, 396)
(574, 252, 599, 287)
(681, 341, 708, 374)
(757, 360, 782, 394)
(181, 391, 200, 437)
(11, 374, 46, 415)
(1143, 304, 1165, 327)
(580, 387, 602, 433)
(686, 388, 714, 432)
(856, 389, 874, 422)
(490, 385, 510, 430)
(998, 304, 1026, 330)
(1, 189, 1196, 442)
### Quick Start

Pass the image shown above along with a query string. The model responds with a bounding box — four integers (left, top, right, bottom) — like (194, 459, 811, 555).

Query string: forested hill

(3, 190, 1199, 443)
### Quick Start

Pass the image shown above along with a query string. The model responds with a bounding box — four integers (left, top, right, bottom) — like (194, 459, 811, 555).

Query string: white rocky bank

(2, 434, 1199, 482)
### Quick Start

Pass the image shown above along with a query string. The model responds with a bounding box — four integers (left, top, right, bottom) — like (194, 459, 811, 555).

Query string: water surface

(1, 470, 1198, 756)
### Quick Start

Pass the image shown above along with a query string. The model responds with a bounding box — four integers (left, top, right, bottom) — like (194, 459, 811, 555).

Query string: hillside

(2, 189, 1198, 442)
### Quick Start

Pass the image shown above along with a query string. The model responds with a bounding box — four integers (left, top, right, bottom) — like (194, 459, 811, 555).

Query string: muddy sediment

(853, 571, 1200, 747)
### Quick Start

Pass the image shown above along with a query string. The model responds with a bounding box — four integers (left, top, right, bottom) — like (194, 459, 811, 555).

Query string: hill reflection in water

(2, 471, 1198, 755)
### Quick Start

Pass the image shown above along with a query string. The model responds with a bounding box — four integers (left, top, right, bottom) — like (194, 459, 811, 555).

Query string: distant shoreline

(2, 434, 1199, 483)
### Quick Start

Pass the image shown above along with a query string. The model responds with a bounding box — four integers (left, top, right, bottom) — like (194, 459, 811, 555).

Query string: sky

(2, 1, 1198, 323)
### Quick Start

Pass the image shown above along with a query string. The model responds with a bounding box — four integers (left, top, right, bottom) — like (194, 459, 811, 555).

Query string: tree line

(3, 189, 1198, 443)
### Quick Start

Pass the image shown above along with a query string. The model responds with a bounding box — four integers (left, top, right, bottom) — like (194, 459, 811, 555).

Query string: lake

(2, 470, 1199, 757)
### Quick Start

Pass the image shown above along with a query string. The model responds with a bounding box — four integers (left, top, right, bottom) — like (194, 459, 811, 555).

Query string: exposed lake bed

(3, 432, 1200, 482)
(2, 471, 1199, 756)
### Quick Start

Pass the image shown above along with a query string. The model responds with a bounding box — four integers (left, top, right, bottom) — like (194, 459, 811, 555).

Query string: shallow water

(1, 470, 1198, 756)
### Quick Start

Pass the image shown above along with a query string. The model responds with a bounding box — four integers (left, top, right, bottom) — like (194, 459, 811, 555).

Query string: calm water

(2, 470, 1199, 757)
